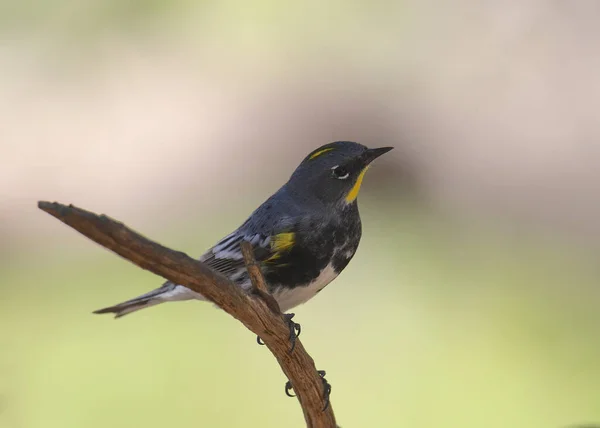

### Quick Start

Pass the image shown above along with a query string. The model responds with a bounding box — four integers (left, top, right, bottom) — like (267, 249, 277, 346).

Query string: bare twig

(240, 241, 281, 314)
(38, 201, 336, 428)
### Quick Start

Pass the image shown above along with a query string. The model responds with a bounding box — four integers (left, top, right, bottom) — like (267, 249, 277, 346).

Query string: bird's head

(286, 141, 393, 206)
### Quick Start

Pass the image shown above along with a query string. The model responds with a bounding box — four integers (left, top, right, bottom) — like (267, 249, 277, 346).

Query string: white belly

(165, 262, 341, 313)
(273, 263, 339, 312)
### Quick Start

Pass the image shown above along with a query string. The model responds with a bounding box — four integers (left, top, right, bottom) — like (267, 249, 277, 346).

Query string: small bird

(94, 141, 393, 318)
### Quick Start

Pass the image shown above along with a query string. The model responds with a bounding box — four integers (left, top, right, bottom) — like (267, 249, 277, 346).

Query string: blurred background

(1, 1, 599, 427)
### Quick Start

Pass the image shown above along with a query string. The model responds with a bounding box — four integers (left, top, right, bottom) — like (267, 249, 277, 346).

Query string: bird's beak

(362, 146, 394, 164)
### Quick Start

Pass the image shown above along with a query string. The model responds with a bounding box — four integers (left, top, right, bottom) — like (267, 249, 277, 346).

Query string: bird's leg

(283, 312, 301, 353)
(284, 370, 331, 411)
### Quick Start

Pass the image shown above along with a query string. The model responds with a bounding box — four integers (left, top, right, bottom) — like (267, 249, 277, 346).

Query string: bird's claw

(283, 312, 301, 353)
(285, 380, 295, 397)
(256, 313, 300, 348)
(284, 370, 331, 411)
(318, 370, 332, 411)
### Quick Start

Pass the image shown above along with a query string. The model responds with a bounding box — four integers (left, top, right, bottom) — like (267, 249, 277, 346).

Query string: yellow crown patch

(308, 147, 334, 160)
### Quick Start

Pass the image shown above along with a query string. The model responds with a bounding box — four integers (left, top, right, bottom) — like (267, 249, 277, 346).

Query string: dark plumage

(94, 141, 392, 318)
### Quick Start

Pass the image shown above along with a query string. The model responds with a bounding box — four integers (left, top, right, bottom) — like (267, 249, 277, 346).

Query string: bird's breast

(265, 212, 362, 311)
(272, 262, 339, 312)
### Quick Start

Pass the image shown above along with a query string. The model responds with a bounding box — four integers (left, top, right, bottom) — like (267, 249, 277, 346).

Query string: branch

(38, 201, 337, 428)
(240, 241, 282, 314)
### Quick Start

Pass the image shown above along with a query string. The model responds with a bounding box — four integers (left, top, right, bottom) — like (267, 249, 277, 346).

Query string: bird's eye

(331, 165, 350, 180)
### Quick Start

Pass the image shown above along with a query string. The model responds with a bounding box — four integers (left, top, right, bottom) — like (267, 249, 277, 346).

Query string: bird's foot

(285, 370, 331, 411)
(283, 312, 301, 353)
(256, 313, 300, 350)
(318, 370, 332, 411)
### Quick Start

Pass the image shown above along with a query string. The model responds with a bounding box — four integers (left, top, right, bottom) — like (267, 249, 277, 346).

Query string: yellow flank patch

(265, 232, 295, 263)
(308, 147, 334, 160)
(271, 232, 295, 251)
(345, 166, 370, 203)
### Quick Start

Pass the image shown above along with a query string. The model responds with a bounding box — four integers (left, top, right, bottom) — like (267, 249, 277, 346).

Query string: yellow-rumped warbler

(94, 141, 393, 318)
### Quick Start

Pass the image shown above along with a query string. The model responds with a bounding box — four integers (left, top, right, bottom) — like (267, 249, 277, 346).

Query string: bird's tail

(93, 283, 201, 318)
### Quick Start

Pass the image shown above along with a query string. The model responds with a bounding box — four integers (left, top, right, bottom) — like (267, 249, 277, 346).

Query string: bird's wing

(194, 227, 297, 288)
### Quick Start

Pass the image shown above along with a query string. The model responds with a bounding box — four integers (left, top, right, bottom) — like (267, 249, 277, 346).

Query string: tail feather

(93, 283, 203, 319)
(93, 298, 159, 318)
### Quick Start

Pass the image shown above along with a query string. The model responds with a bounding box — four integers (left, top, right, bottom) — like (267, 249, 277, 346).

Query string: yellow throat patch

(345, 166, 370, 203)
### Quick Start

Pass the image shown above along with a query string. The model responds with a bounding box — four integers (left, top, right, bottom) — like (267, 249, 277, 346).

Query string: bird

(94, 141, 393, 319)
